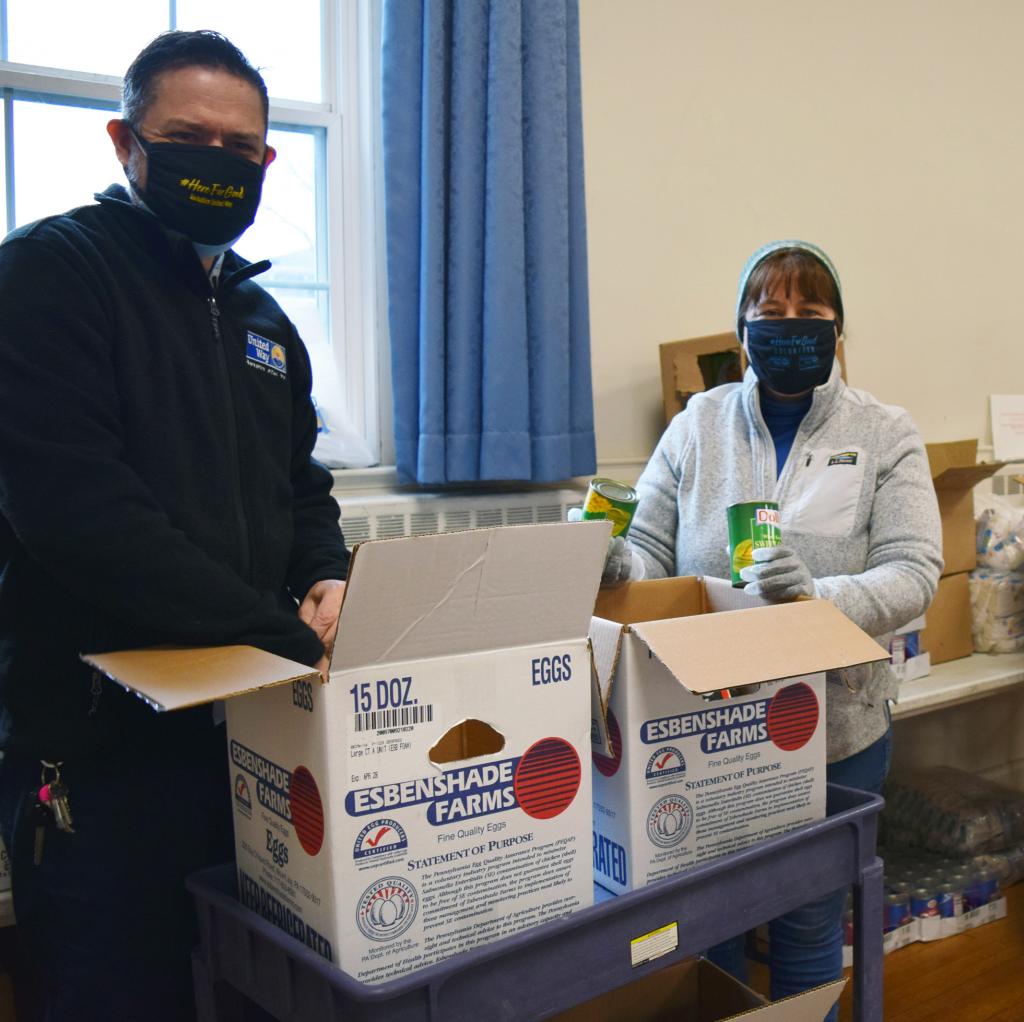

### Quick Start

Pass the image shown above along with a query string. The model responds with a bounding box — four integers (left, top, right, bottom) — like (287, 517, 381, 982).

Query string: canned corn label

(727, 501, 781, 587)
(581, 478, 639, 538)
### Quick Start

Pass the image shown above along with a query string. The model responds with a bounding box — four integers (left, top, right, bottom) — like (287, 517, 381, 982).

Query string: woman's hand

(567, 509, 644, 586)
(740, 546, 814, 600)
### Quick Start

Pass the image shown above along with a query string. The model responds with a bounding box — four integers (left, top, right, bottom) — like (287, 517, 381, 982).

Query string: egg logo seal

(645, 746, 686, 787)
(353, 818, 408, 862)
(647, 794, 693, 848)
(233, 774, 252, 819)
(356, 877, 418, 942)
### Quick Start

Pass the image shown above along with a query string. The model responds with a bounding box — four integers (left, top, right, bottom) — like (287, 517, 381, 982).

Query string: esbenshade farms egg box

(589, 577, 888, 893)
(86, 522, 611, 984)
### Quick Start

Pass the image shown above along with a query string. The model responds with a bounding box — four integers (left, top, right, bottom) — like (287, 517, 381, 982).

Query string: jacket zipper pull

(208, 296, 222, 343)
(805, 453, 812, 468)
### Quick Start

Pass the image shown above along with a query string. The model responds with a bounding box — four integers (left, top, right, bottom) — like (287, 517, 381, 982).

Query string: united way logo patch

(246, 331, 287, 378)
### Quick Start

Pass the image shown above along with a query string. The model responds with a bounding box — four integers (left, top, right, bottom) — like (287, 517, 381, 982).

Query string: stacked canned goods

(843, 848, 1005, 946)
(882, 850, 1001, 925)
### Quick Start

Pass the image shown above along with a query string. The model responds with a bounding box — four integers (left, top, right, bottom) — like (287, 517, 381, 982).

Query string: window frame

(0, 0, 387, 464)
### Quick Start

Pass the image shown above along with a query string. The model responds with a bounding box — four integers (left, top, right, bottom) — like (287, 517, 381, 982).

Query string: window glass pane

(7, 2, 167, 77)
(176, 0, 322, 103)
(267, 287, 330, 353)
(235, 126, 319, 284)
(12, 99, 123, 227)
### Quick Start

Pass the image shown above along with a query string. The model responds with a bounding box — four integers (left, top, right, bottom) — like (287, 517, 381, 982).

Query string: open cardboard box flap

(592, 576, 888, 698)
(84, 521, 612, 712)
(82, 645, 319, 713)
(926, 439, 1006, 490)
(330, 520, 611, 671)
(740, 978, 846, 1021)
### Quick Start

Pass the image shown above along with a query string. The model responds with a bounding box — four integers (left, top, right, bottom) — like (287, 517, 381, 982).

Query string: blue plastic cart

(188, 783, 884, 1021)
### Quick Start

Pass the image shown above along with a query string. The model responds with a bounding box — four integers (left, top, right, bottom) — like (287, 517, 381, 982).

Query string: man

(0, 31, 349, 1020)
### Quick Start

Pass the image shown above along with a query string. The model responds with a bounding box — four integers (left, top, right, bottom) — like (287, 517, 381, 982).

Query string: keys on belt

(33, 760, 75, 866)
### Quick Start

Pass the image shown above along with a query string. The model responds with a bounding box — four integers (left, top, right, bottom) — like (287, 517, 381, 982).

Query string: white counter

(893, 652, 1024, 719)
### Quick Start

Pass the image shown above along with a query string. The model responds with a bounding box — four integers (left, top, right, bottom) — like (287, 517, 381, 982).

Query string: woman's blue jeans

(707, 726, 892, 1022)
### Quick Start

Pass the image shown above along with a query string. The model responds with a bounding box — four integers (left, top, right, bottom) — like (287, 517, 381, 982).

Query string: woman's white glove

(739, 545, 814, 600)
(567, 508, 645, 586)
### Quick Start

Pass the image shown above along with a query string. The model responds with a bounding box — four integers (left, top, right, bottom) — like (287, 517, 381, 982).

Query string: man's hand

(299, 580, 346, 674)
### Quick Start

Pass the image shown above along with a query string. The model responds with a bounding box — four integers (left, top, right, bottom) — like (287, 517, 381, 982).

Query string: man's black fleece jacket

(0, 185, 350, 761)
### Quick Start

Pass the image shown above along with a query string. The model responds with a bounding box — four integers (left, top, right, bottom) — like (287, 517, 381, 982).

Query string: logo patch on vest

(246, 331, 287, 379)
(827, 451, 858, 467)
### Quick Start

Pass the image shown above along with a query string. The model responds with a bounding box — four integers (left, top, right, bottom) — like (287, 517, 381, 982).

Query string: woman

(622, 240, 943, 1016)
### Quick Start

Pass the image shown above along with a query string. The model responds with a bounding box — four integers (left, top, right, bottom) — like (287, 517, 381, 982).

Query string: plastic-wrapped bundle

(882, 767, 1024, 856)
(969, 569, 1024, 653)
(969, 845, 1024, 888)
(976, 500, 1024, 571)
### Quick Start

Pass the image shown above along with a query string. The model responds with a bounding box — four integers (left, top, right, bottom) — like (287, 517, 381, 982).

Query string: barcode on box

(353, 705, 435, 733)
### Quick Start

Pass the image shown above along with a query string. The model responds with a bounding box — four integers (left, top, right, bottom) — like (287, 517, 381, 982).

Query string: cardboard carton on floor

(550, 957, 845, 1022)
(925, 440, 1006, 576)
(590, 577, 888, 893)
(842, 895, 1008, 966)
(920, 572, 973, 665)
(85, 522, 611, 984)
(659, 332, 847, 425)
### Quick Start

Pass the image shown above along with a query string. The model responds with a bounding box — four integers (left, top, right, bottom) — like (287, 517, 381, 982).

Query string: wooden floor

(747, 882, 1024, 1021)
(842, 881, 1024, 1022)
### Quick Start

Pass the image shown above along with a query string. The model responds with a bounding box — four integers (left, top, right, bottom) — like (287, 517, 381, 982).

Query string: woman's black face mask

(131, 131, 265, 246)
(744, 318, 838, 396)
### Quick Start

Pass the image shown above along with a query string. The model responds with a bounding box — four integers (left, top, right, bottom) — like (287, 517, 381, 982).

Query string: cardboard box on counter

(85, 522, 612, 985)
(659, 332, 847, 425)
(589, 577, 888, 894)
(551, 956, 845, 1022)
(890, 613, 930, 682)
(920, 572, 974, 665)
(925, 440, 1006, 576)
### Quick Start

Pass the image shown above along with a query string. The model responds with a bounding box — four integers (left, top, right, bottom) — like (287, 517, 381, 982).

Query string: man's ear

(107, 119, 135, 169)
(263, 144, 277, 171)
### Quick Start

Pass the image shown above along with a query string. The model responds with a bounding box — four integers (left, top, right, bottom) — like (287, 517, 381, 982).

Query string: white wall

(579, 0, 1024, 468)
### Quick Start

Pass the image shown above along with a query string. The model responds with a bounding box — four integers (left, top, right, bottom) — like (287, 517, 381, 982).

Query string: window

(0, 0, 386, 466)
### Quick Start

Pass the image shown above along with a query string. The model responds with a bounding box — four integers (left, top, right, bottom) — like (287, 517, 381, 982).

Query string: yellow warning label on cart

(630, 922, 678, 967)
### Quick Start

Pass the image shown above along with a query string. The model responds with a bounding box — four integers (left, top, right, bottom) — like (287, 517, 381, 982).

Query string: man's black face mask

(131, 132, 265, 246)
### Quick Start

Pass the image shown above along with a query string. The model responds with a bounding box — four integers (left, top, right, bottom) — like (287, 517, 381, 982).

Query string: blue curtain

(382, 0, 597, 484)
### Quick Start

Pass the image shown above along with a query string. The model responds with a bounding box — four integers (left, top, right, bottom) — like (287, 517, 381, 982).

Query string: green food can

(581, 478, 639, 538)
(727, 500, 781, 587)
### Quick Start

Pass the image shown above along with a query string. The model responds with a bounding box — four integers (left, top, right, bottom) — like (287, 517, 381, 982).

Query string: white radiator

(335, 487, 587, 545)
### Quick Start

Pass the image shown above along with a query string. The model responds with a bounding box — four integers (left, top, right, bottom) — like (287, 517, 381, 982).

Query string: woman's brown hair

(738, 248, 844, 335)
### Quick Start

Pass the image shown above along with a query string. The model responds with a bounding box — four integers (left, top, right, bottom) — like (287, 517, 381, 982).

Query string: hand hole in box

(429, 719, 505, 765)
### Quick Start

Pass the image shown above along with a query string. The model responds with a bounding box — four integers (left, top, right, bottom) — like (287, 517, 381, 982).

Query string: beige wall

(579, 0, 1024, 468)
